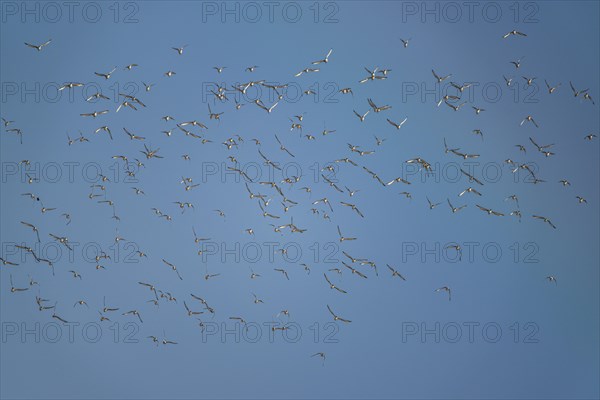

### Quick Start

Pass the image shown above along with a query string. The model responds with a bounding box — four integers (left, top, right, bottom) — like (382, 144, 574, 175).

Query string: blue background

(1, 1, 599, 399)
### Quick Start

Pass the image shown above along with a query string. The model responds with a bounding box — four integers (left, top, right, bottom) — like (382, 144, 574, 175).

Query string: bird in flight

(521, 115, 539, 128)
(184, 301, 203, 317)
(510, 57, 524, 69)
(353, 109, 370, 122)
(532, 215, 557, 229)
(25, 39, 52, 51)
(569, 81, 589, 97)
(162, 259, 183, 280)
(387, 117, 407, 130)
(324, 273, 348, 293)
(122, 310, 143, 323)
(476, 204, 504, 216)
(340, 201, 364, 218)
(172, 45, 188, 55)
(460, 168, 484, 186)
(275, 134, 295, 157)
(445, 101, 467, 112)
(295, 67, 319, 77)
(583, 92, 595, 105)
(450, 82, 472, 93)
(94, 67, 117, 80)
(80, 110, 109, 118)
(0, 257, 18, 266)
(337, 225, 357, 242)
(387, 264, 406, 280)
(59, 82, 83, 91)
(447, 199, 467, 213)
(359, 67, 387, 84)
(312, 48, 333, 64)
(311, 352, 326, 365)
(545, 80, 561, 94)
(426, 196, 442, 210)
(10, 274, 29, 292)
(274, 268, 289, 280)
(450, 149, 480, 160)
(503, 30, 527, 38)
(367, 98, 392, 113)
(20, 221, 40, 242)
(327, 305, 351, 323)
(432, 69, 451, 83)
(342, 262, 367, 279)
(558, 179, 571, 187)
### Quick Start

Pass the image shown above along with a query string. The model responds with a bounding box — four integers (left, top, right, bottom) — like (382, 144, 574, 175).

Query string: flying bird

(25, 39, 52, 51)
(503, 30, 527, 38)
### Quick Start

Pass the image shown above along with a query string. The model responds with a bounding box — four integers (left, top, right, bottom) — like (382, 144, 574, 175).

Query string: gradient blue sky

(1, 1, 599, 399)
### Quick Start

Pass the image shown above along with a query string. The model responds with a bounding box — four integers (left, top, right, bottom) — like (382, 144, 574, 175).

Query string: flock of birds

(2, 31, 597, 362)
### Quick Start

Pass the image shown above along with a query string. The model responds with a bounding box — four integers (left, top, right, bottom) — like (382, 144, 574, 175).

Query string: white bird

(172, 45, 188, 55)
(503, 30, 527, 38)
(327, 305, 351, 323)
(387, 117, 407, 130)
(312, 49, 333, 64)
(94, 67, 117, 80)
(520, 115, 539, 128)
(570, 81, 589, 97)
(532, 215, 556, 229)
(353, 110, 369, 122)
(432, 69, 451, 83)
(25, 39, 52, 51)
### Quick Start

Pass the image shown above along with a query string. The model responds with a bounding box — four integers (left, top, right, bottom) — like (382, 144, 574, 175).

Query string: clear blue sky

(1, 1, 599, 399)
